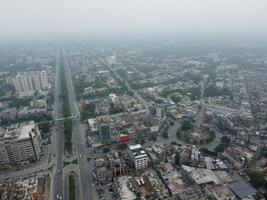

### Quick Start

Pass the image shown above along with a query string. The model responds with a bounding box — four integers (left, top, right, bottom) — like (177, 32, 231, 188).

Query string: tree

(162, 130, 169, 139)
(215, 136, 231, 152)
(248, 170, 265, 188)
(221, 136, 231, 144)
(126, 90, 134, 96)
(155, 99, 164, 104)
(171, 95, 181, 103)
(175, 153, 180, 166)
(103, 147, 110, 153)
(118, 143, 127, 150)
(176, 130, 182, 139)
(181, 120, 193, 131)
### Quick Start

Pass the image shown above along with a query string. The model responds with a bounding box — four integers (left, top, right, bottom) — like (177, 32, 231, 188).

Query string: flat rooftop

(2, 121, 36, 140)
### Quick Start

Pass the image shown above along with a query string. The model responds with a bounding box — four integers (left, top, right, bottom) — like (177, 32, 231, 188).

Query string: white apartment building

(6, 71, 49, 96)
(108, 93, 119, 105)
(0, 121, 42, 168)
(129, 144, 149, 170)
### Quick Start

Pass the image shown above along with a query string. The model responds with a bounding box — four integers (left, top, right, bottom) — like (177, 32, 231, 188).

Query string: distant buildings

(0, 121, 42, 168)
(129, 144, 149, 170)
(6, 71, 49, 97)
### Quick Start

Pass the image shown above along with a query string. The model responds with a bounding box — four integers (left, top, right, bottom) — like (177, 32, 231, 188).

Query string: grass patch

(69, 175, 76, 200)
(63, 159, 78, 167)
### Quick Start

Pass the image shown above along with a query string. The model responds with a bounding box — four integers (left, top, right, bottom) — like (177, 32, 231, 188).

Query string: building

(99, 124, 111, 143)
(30, 99, 47, 108)
(6, 71, 49, 97)
(108, 93, 119, 105)
(0, 121, 42, 168)
(108, 152, 126, 177)
(129, 144, 149, 170)
(228, 181, 257, 199)
(146, 103, 167, 119)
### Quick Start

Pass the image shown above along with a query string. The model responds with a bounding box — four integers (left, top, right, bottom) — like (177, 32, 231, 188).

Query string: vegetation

(174, 153, 180, 166)
(0, 113, 52, 127)
(8, 97, 31, 108)
(248, 170, 266, 188)
(176, 130, 182, 138)
(74, 76, 87, 98)
(177, 125, 215, 145)
(61, 63, 73, 153)
(171, 94, 181, 103)
(63, 159, 78, 167)
(103, 147, 110, 153)
(204, 85, 232, 97)
(126, 90, 134, 96)
(186, 73, 203, 84)
(215, 136, 231, 152)
(69, 175, 76, 200)
(180, 120, 193, 131)
(154, 99, 164, 103)
(109, 104, 124, 115)
(118, 143, 128, 150)
(162, 130, 169, 139)
(186, 87, 202, 100)
(80, 103, 96, 120)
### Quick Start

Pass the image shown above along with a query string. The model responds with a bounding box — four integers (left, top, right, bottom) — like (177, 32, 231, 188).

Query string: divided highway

(62, 48, 94, 200)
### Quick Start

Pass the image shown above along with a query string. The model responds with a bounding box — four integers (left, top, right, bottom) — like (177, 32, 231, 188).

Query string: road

(52, 48, 64, 199)
(63, 164, 81, 200)
(62, 48, 94, 200)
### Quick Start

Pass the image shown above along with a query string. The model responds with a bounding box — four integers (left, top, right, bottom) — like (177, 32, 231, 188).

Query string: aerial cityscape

(0, 0, 267, 200)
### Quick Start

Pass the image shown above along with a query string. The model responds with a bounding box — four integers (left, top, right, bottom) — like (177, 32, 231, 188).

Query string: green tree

(248, 170, 265, 188)
(171, 95, 181, 103)
(162, 130, 169, 139)
(175, 153, 180, 166)
(181, 120, 193, 131)
(176, 130, 182, 139)
(118, 143, 128, 150)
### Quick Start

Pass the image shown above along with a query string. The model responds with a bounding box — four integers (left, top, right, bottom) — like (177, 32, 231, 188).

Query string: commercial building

(129, 144, 149, 170)
(6, 71, 49, 96)
(0, 121, 42, 168)
(99, 124, 111, 143)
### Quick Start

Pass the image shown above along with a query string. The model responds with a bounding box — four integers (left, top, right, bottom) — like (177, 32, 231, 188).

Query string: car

(79, 154, 82, 158)
(57, 169, 60, 173)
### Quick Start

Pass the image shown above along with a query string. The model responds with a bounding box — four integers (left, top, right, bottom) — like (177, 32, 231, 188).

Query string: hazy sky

(1, 0, 267, 39)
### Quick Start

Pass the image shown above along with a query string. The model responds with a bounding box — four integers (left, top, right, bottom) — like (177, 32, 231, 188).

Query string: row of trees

(61, 64, 73, 153)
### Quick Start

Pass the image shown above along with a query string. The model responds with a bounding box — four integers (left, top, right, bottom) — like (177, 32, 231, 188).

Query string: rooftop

(228, 181, 257, 199)
(1, 121, 37, 140)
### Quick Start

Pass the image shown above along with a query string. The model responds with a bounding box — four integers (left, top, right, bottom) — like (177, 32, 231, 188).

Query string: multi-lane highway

(62, 48, 94, 200)
(52, 49, 64, 199)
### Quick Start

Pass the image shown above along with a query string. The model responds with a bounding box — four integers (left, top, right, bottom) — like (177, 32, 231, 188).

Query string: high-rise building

(146, 103, 167, 119)
(99, 124, 111, 143)
(6, 71, 49, 96)
(129, 144, 149, 170)
(0, 121, 42, 168)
